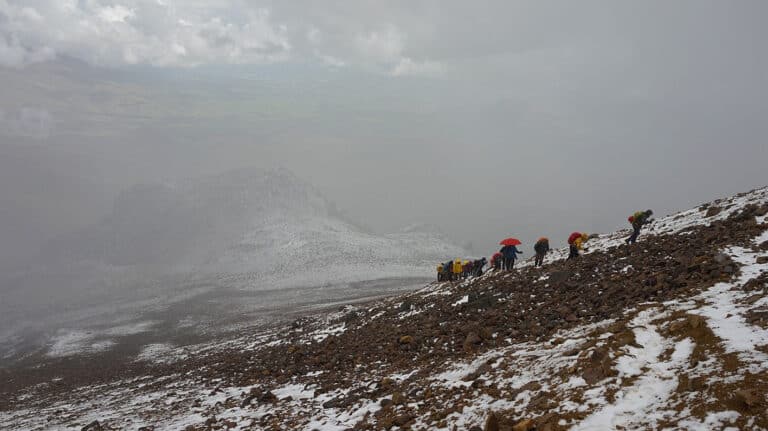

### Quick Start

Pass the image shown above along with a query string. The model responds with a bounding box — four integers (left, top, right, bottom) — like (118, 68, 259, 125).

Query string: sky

(1, 0, 767, 264)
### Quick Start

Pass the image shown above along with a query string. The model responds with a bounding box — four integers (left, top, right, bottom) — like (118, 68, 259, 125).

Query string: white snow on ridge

(46, 330, 115, 358)
(136, 343, 186, 364)
(45, 320, 159, 358)
(692, 246, 768, 371)
(312, 322, 347, 342)
(540, 186, 768, 264)
(452, 295, 469, 307)
(573, 308, 693, 431)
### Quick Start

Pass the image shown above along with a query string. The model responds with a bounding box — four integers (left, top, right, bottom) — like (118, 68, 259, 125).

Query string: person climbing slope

(500, 244, 523, 270)
(567, 232, 589, 259)
(452, 258, 463, 281)
(533, 237, 550, 267)
(491, 252, 502, 271)
(626, 209, 654, 244)
(446, 261, 454, 281)
(473, 257, 487, 276)
(436, 263, 444, 282)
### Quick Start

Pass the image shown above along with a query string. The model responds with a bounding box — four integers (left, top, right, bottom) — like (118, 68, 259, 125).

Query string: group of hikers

(437, 257, 488, 281)
(437, 209, 654, 281)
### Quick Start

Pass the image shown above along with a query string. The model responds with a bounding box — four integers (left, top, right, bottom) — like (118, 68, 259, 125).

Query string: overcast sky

(1, 0, 767, 264)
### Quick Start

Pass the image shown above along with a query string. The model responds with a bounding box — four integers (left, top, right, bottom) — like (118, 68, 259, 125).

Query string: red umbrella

(568, 232, 582, 244)
(499, 238, 521, 246)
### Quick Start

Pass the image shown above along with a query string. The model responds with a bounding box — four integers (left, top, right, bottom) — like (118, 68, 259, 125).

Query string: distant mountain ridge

(38, 166, 467, 286)
(0, 167, 466, 335)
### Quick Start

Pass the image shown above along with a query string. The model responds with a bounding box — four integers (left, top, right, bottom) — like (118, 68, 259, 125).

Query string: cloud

(97, 5, 135, 23)
(391, 57, 444, 77)
(0, 107, 54, 138)
(0, 0, 291, 67)
(355, 25, 405, 63)
(353, 25, 443, 77)
(0, 32, 55, 68)
(0, 1, 445, 77)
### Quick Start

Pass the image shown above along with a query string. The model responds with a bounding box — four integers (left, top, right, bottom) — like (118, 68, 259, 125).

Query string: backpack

(628, 216, 634, 224)
(568, 232, 581, 245)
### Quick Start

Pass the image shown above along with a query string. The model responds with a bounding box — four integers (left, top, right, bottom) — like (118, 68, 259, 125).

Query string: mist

(2, 1, 767, 277)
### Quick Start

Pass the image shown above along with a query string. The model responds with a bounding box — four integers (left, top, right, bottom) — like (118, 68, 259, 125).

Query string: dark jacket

(534, 240, 550, 254)
(501, 245, 522, 260)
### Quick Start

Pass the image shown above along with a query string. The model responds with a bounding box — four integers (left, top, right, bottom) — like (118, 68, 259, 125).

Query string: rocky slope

(1, 187, 767, 430)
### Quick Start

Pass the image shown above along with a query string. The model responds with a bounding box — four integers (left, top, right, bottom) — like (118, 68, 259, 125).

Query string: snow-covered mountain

(47, 167, 466, 286)
(4, 186, 766, 430)
(0, 168, 466, 332)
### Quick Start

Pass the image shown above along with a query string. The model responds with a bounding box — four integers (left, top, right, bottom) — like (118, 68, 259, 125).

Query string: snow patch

(452, 295, 469, 307)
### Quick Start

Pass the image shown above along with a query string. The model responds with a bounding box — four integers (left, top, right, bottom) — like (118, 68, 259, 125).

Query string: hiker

(534, 237, 550, 267)
(437, 263, 444, 282)
(452, 259, 463, 281)
(626, 209, 654, 244)
(500, 244, 523, 270)
(491, 252, 502, 271)
(464, 260, 472, 278)
(567, 232, 589, 259)
(444, 261, 454, 281)
(473, 257, 487, 277)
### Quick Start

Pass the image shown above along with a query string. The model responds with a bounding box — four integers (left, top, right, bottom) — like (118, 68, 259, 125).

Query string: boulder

(713, 252, 730, 264)
(392, 414, 413, 426)
(463, 363, 492, 381)
(322, 397, 343, 408)
(705, 206, 722, 217)
(687, 314, 703, 329)
(479, 326, 494, 340)
(582, 348, 614, 384)
(734, 389, 762, 408)
(549, 271, 570, 285)
(484, 411, 499, 431)
(463, 332, 482, 352)
(512, 418, 535, 431)
(259, 390, 277, 404)
(398, 335, 414, 345)
(81, 421, 103, 431)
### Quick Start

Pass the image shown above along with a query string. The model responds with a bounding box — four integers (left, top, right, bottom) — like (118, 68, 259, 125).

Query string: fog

(1, 0, 767, 268)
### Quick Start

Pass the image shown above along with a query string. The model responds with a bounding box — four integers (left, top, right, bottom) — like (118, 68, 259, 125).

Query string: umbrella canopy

(568, 232, 586, 244)
(499, 238, 521, 246)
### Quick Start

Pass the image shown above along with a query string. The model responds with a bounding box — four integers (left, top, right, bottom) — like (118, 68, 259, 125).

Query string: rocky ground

(1, 187, 767, 430)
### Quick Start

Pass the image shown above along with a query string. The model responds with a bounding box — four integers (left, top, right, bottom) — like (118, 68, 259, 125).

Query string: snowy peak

(43, 167, 467, 283)
(175, 166, 332, 218)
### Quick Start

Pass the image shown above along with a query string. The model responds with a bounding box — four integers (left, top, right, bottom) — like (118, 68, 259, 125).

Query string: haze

(1, 0, 767, 267)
